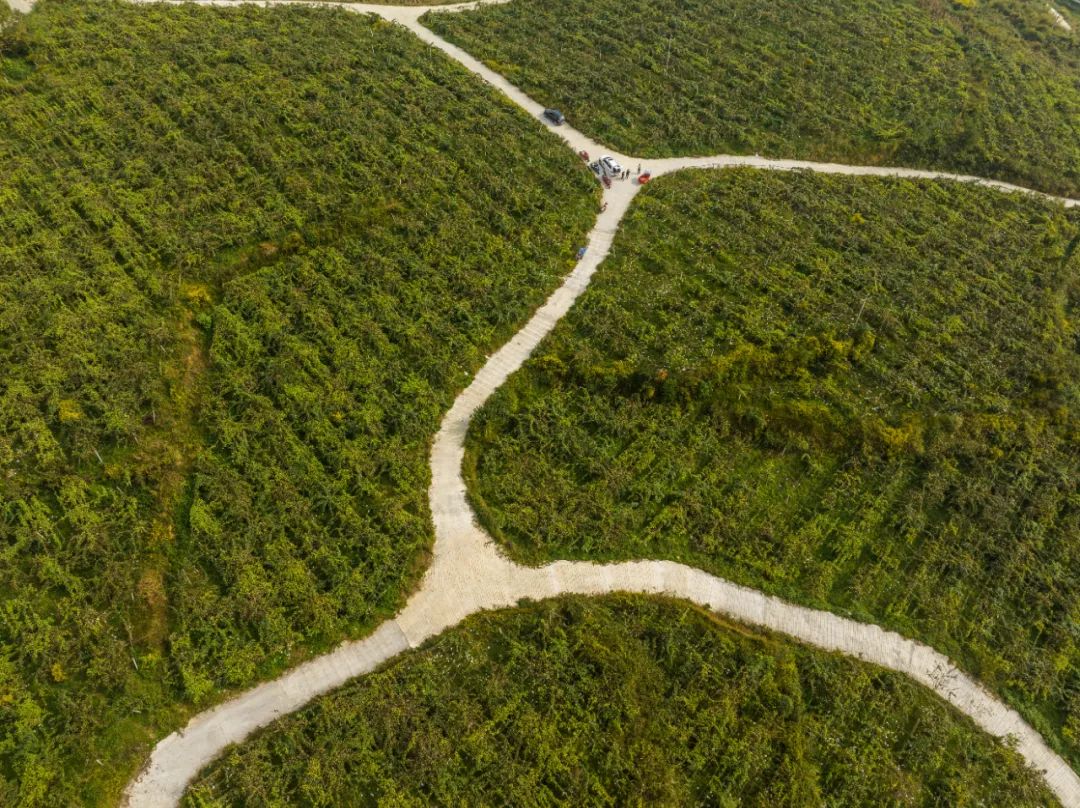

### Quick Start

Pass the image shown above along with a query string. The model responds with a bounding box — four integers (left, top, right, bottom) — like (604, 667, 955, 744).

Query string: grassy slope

(467, 170, 1080, 766)
(0, 3, 595, 803)
(426, 0, 1080, 197)
(184, 596, 1056, 807)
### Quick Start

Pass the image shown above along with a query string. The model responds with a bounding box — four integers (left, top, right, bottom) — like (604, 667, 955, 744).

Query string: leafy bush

(468, 170, 1080, 766)
(427, 0, 1080, 196)
(0, 1, 595, 802)
(185, 596, 1056, 807)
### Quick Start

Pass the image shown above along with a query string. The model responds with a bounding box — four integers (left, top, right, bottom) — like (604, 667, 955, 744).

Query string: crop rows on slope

(426, 0, 1080, 197)
(0, 3, 595, 803)
(466, 169, 1080, 767)
(184, 596, 1057, 807)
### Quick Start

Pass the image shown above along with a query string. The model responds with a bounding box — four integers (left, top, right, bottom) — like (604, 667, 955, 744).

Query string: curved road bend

(53, 1, 1076, 804)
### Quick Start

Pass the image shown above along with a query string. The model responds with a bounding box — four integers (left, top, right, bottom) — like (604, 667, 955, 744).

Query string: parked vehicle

(638, 171, 652, 184)
(598, 155, 622, 177)
(543, 108, 566, 125)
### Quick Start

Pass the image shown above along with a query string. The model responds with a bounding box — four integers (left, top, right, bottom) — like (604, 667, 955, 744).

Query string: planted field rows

(185, 597, 1058, 807)
(427, 0, 1080, 196)
(468, 169, 1080, 770)
(0, 3, 594, 802)
(4, 0, 1080, 804)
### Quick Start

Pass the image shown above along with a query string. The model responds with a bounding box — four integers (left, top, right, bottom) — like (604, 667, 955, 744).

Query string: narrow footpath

(75, 0, 1080, 804)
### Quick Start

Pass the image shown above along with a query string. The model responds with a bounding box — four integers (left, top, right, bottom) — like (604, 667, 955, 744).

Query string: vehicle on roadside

(598, 155, 622, 177)
(543, 108, 565, 125)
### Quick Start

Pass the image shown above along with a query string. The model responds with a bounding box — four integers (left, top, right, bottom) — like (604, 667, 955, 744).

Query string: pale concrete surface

(648, 154, 1080, 208)
(124, 0, 511, 21)
(1051, 6, 1073, 31)
(124, 620, 410, 808)
(23, 0, 1066, 804)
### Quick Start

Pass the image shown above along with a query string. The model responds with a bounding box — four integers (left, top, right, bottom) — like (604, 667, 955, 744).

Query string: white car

(598, 155, 623, 177)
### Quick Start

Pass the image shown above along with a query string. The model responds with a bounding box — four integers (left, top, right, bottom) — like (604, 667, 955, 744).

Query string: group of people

(599, 165, 646, 213)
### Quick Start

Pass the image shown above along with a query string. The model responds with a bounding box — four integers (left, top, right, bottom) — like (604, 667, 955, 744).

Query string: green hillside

(185, 597, 1056, 807)
(467, 170, 1080, 765)
(427, 0, 1080, 196)
(0, 2, 595, 802)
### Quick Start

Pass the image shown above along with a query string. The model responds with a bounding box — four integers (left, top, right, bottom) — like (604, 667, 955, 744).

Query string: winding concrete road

(47, 0, 1074, 804)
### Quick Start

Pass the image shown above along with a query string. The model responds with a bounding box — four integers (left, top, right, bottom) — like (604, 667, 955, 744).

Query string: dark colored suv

(543, 108, 566, 125)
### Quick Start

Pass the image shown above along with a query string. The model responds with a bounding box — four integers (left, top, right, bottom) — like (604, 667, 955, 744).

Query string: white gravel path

(18, 0, 1067, 804)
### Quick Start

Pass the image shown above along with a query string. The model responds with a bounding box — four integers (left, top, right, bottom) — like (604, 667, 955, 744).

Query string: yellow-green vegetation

(0, 1, 20, 35)
(185, 596, 1056, 807)
(427, 0, 1080, 196)
(0, 1, 595, 802)
(467, 170, 1080, 766)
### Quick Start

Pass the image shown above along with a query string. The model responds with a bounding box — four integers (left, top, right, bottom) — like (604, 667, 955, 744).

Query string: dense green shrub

(0, 1, 27, 55)
(468, 170, 1080, 766)
(427, 0, 1080, 196)
(185, 596, 1056, 807)
(0, 2, 595, 802)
